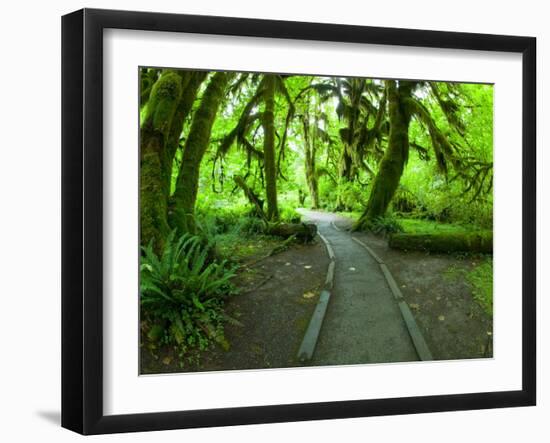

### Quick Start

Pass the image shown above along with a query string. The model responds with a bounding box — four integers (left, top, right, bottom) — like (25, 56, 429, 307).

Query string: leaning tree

(296, 90, 333, 209)
(354, 79, 493, 231)
(305, 77, 387, 210)
(140, 68, 229, 249)
(218, 73, 294, 221)
(170, 71, 232, 234)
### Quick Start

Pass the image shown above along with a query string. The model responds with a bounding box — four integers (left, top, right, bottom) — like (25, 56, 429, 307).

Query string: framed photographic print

(61, 8, 536, 435)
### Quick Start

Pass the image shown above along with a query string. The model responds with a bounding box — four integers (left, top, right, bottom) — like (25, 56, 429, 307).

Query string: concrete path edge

(351, 234, 434, 361)
(297, 217, 434, 363)
(297, 234, 335, 362)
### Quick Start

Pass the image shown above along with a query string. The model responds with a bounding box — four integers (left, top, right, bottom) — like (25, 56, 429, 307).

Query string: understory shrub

(196, 206, 266, 240)
(279, 205, 301, 223)
(466, 258, 493, 315)
(369, 215, 404, 237)
(238, 216, 266, 234)
(335, 181, 368, 212)
(140, 230, 237, 357)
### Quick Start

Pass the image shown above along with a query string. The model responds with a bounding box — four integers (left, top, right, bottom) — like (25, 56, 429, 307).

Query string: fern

(370, 216, 404, 237)
(140, 230, 237, 355)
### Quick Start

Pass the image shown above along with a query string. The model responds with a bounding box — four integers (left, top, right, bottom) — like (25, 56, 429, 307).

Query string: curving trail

(299, 209, 419, 365)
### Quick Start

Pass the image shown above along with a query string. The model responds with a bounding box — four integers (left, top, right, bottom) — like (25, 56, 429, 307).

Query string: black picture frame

(61, 8, 536, 435)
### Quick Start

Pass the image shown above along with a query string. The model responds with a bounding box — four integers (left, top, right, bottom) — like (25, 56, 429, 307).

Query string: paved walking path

(299, 210, 418, 365)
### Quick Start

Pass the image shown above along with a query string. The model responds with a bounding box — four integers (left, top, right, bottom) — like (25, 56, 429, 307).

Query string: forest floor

(141, 235, 330, 374)
(331, 212, 493, 361)
(141, 209, 492, 374)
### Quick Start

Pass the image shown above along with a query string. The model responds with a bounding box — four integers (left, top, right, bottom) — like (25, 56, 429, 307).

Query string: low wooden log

(388, 231, 492, 253)
(267, 222, 317, 243)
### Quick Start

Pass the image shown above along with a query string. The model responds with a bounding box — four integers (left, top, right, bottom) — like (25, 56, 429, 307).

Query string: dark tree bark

(171, 72, 231, 233)
(298, 189, 307, 206)
(233, 175, 267, 221)
(301, 108, 320, 209)
(140, 70, 184, 250)
(354, 80, 415, 231)
(334, 150, 354, 210)
(262, 75, 279, 221)
(338, 150, 354, 181)
(305, 146, 319, 209)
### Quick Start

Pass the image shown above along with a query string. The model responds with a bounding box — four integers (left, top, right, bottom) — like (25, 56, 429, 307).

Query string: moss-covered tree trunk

(302, 107, 320, 209)
(262, 75, 279, 220)
(389, 232, 493, 253)
(171, 72, 230, 233)
(338, 151, 354, 182)
(354, 80, 414, 231)
(163, 71, 208, 197)
(140, 68, 160, 108)
(305, 144, 319, 209)
(335, 80, 364, 211)
(140, 70, 183, 250)
(335, 145, 354, 211)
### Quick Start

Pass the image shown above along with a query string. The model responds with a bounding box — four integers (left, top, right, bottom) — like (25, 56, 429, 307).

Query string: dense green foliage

(140, 70, 493, 238)
(140, 231, 237, 356)
(368, 216, 404, 237)
(139, 68, 494, 358)
(444, 258, 493, 315)
(466, 258, 494, 315)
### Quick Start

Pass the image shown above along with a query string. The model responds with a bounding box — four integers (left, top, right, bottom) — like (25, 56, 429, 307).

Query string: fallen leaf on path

(303, 291, 316, 299)
(438, 315, 445, 321)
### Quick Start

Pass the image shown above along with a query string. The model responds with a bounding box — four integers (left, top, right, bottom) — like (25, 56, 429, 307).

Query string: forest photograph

(139, 67, 493, 374)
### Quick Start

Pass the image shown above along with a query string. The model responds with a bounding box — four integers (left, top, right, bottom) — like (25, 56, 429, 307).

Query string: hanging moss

(302, 108, 320, 209)
(305, 152, 319, 209)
